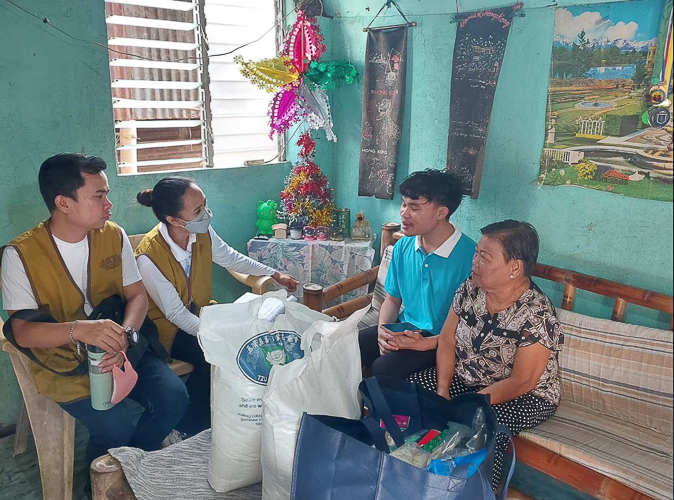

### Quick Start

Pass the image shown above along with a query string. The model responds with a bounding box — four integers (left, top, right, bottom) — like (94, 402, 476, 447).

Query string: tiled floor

(0, 429, 594, 500)
(0, 425, 90, 500)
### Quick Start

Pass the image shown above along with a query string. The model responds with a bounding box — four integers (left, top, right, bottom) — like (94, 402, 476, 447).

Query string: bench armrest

(227, 270, 274, 295)
(304, 267, 379, 313)
(324, 295, 374, 320)
(323, 267, 379, 304)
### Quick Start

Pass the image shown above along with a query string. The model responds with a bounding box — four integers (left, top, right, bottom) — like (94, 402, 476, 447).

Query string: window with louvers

(205, 0, 279, 168)
(105, 0, 279, 174)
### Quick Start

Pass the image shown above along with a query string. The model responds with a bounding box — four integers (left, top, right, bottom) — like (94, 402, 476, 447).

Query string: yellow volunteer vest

(134, 225, 212, 351)
(2, 220, 125, 403)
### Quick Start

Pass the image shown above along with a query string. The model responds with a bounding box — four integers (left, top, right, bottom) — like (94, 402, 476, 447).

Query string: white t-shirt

(2, 227, 142, 316)
(136, 224, 276, 337)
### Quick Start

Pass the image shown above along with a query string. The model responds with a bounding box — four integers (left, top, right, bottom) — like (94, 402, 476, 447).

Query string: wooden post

(612, 298, 627, 323)
(118, 127, 137, 175)
(562, 284, 576, 311)
(303, 283, 324, 312)
(381, 222, 401, 257)
(91, 454, 135, 500)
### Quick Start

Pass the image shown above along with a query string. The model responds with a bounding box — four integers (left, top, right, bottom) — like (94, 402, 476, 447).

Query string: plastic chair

(1, 324, 192, 500)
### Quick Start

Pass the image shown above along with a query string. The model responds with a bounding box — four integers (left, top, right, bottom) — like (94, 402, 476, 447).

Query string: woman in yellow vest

(135, 177, 298, 435)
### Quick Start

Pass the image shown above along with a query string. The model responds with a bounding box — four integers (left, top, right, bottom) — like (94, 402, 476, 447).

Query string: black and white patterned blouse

(452, 277, 564, 405)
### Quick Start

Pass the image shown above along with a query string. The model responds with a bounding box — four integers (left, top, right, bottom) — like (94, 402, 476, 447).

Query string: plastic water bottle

(87, 345, 115, 411)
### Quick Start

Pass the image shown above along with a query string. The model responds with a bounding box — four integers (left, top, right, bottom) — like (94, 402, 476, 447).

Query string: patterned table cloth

(247, 238, 376, 305)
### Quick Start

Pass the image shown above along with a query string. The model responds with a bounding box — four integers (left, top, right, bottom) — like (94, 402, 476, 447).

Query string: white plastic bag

(261, 306, 370, 500)
(198, 291, 330, 493)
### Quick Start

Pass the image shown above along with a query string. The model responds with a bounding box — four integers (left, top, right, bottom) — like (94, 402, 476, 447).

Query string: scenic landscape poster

(539, 0, 673, 202)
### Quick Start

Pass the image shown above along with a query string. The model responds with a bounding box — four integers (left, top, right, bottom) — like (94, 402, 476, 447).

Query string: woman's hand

(391, 330, 435, 351)
(437, 387, 450, 400)
(273, 272, 299, 293)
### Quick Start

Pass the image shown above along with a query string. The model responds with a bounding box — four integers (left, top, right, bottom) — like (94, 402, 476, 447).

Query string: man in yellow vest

(1, 154, 189, 485)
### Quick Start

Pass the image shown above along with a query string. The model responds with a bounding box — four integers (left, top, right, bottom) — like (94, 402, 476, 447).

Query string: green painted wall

(0, 1, 291, 429)
(293, 0, 673, 328)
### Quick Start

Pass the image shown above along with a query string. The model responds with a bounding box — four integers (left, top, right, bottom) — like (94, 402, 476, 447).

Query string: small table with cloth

(247, 237, 375, 306)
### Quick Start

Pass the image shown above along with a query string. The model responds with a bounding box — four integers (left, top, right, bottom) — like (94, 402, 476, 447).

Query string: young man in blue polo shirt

(359, 169, 476, 380)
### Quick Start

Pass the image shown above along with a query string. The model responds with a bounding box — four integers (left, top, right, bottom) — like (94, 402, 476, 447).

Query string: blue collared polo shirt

(385, 224, 476, 336)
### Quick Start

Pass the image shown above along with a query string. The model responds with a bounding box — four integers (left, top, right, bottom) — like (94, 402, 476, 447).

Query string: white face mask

(180, 207, 213, 234)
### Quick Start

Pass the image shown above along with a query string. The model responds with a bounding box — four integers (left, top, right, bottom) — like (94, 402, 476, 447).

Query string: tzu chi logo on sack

(237, 331, 304, 385)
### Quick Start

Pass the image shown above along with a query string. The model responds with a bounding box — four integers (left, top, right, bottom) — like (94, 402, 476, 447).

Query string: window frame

(107, 0, 285, 176)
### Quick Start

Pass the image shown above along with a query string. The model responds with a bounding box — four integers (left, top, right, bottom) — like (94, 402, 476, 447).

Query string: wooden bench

(303, 226, 674, 500)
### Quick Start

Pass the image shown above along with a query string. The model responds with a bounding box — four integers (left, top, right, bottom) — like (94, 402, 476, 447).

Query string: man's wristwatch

(125, 326, 139, 346)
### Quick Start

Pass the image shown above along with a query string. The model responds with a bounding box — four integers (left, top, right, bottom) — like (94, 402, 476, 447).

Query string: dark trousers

(60, 351, 189, 469)
(171, 330, 211, 435)
(358, 326, 437, 380)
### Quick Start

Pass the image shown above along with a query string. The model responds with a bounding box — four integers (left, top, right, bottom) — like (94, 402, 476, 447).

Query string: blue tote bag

(291, 377, 515, 500)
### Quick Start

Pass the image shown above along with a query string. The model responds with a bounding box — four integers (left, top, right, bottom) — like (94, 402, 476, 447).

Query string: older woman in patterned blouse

(409, 220, 564, 487)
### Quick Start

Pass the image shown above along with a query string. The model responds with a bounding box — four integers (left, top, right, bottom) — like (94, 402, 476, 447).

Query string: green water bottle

(87, 345, 115, 411)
